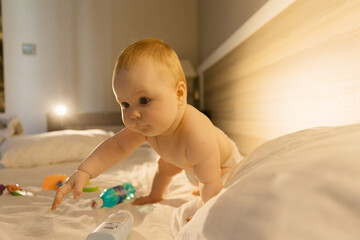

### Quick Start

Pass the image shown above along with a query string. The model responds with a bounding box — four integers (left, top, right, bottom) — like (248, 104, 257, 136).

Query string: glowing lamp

(55, 105, 68, 116)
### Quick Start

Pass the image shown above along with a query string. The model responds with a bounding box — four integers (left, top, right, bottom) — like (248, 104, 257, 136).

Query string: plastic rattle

(6, 184, 35, 196)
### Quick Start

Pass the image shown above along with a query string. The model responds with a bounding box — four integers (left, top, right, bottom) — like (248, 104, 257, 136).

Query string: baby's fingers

(51, 184, 72, 210)
(73, 184, 84, 200)
(72, 174, 90, 199)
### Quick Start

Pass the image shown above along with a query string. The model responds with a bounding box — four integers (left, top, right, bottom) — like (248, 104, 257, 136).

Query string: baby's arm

(185, 120, 223, 204)
(52, 128, 145, 210)
(184, 137, 222, 222)
(132, 157, 182, 205)
(193, 157, 222, 203)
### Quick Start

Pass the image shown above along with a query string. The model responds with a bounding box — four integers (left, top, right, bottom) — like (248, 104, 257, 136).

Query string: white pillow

(175, 123, 360, 240)
(0, 129, 113, 168)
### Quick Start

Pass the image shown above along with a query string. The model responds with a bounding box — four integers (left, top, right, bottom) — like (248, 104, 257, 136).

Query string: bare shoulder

(182, 105, 213, 134)
(182, 105, 230, 144)
(182, 105, 218, 155)
(182, 106, 233, 164)
(180, 106, 224, 173)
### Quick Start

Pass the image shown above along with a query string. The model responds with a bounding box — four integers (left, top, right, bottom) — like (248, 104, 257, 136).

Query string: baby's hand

(51, 170, 90, 210)
(131, 195, 162, 205)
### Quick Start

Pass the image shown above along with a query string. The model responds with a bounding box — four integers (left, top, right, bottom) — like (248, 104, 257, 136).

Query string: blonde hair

(113, 38, 186, 86)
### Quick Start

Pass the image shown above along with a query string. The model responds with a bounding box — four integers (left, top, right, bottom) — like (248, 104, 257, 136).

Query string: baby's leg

(190, 168, 230, 196)
(132, 157, 182, 205)
(184, 170, 200, 196)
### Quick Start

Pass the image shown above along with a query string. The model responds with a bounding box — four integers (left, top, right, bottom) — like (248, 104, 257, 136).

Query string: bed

(1, 119, 360, 240)
(0, 113, 196, 240)
(1, 0, 360, 239)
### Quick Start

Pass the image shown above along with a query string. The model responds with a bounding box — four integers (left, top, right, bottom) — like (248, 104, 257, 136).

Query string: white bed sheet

(174, 123, 360, 240)
(0, 144, 195, 240)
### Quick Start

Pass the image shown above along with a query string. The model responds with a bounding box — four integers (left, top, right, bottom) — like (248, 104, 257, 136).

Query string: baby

(51, 38, 241, 218)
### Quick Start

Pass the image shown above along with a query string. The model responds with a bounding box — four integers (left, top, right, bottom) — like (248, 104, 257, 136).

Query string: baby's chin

(126, 125, 160, 137)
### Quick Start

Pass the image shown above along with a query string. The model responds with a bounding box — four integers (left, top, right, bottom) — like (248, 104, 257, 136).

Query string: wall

(2, 0, 77, 134)
(203, 0, 360, 155)
(198, 0, 267, 62)
(2, 0, 198, 134)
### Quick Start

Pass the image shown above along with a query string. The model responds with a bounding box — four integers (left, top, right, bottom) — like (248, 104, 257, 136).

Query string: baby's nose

(130, 108, 141, 119)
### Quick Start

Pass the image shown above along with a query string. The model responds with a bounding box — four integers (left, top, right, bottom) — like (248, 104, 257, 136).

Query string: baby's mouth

(134, 122, 148, 129)
(137, 124, 148, 129)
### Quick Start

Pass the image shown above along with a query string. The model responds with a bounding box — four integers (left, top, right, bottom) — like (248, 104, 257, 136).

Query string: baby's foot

(191, 188, 200, 196)
(131, 195, 162, 205)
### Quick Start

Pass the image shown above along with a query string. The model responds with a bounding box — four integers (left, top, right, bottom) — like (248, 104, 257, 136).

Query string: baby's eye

(121, 102, 130, 108)
(139, 97, 150, 105)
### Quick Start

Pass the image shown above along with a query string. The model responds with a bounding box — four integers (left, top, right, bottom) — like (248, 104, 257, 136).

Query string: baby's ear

(176, 81, 187, 104)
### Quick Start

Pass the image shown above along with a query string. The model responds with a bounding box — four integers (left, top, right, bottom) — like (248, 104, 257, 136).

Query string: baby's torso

(147, 125, 234, 172)
(147, 132, 191, 170)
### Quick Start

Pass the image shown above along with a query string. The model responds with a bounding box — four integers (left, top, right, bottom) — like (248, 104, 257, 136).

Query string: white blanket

(0, 144, 195, 240)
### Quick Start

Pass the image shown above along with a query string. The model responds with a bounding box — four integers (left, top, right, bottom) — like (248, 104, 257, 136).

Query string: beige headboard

(47, 111, 124, 133)
(202, 0, 360, 155)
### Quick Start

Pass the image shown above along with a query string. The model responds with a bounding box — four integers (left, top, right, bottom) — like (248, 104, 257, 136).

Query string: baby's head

(112, 38, 188, 136)
(113, 38, 186, 87)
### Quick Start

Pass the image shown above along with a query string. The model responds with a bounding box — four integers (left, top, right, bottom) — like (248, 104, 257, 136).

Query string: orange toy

(6, 184, 23, 193)
(42, 174, 68, 190)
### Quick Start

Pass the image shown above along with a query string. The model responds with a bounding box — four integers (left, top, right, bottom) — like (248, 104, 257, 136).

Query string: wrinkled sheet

(174, 123, 360, 240)
(0, 144, 195, 240)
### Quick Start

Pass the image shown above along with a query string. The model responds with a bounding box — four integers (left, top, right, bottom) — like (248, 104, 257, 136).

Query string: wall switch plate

(22, 43, 36, 55)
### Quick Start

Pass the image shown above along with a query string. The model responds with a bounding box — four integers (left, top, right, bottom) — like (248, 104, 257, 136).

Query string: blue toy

(91, 183, 135, 209)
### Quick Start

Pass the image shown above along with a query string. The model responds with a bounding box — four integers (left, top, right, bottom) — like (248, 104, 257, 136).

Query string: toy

(91, 183, 135, 209)
(42, 174, 99, 192)
(83, 182, 99, 192)
(42, 174, 68, 190)
(5, 184, 35, 196)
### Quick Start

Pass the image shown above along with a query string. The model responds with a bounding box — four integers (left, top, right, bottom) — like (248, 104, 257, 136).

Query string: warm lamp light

(55, 105, 68, 116)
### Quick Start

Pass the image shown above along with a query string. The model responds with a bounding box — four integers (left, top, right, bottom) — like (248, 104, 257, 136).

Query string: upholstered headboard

(47, 111, 124, 133)
(200, 0, 360, 155)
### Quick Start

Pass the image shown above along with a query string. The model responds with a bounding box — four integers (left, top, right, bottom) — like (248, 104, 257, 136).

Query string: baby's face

(113, 57, 182, 136)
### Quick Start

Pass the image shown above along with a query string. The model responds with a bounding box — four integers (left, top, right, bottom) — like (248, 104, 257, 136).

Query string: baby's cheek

(121, 114, 130, 126)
